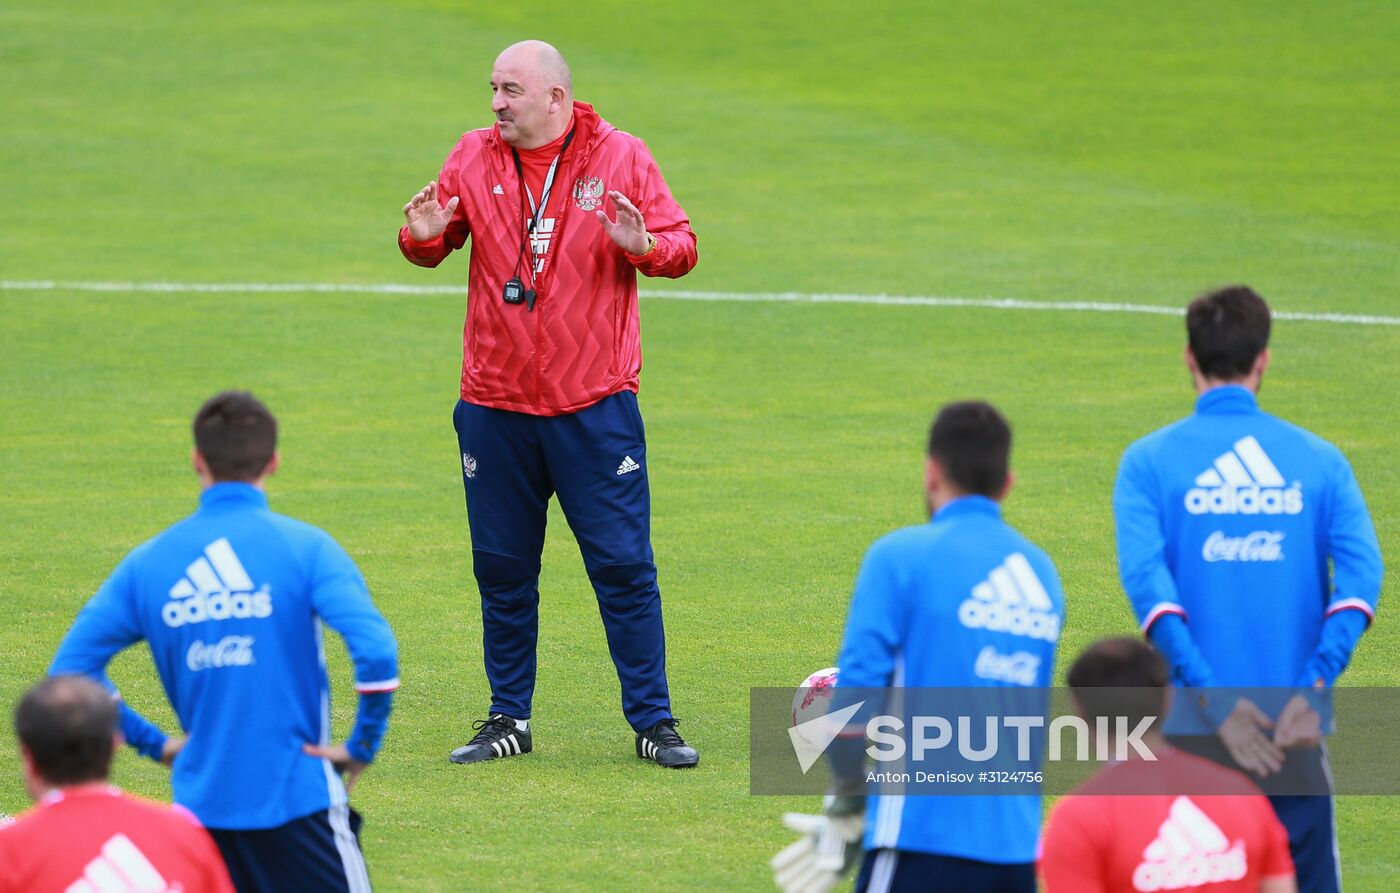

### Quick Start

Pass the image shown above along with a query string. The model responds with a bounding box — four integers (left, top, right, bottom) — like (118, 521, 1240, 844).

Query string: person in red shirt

(0, 676, 235, 893)
(397, 40, 699, 768)
(1041, 639, 1296, 893)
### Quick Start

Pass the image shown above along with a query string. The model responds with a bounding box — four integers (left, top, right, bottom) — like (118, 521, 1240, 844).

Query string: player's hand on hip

(1217, 698, 1285, 777)
(402, 180, 459, 241)
(303, 742, 370, 793)
(1272, 693, 1323, 749)
(596, 190, 650, 255)
(159, 736, 186, 768)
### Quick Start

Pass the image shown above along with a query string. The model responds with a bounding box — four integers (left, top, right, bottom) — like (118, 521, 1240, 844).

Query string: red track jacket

(399, 101, 698, 415)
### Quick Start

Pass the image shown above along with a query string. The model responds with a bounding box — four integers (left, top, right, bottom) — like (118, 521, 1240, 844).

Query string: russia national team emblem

(573, 175, 605, 211)
(462, 451, 477, 479)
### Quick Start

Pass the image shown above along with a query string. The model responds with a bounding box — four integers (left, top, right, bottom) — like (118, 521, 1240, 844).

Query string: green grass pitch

(2, 1, 1397, 889)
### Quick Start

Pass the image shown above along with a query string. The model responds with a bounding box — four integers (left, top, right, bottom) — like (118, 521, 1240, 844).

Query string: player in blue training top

(773, 402, 1065, 893)
(1114, 286, 1382, 893)
(49, 391, 400, 893)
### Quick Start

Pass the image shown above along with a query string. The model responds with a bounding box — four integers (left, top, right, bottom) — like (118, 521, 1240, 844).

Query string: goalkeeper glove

(771, 795, 864, 893)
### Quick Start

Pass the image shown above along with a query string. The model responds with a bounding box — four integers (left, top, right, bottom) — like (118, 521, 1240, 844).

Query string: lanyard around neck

(512, 126, 577, 237)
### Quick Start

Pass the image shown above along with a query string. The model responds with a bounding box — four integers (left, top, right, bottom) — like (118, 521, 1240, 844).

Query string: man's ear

(19, 742, 41, 799)
(1253, 347, 1270, 380)
(996, 470, 1017, 503)
(261, 451, 280, 480)
(925, 455, 941, 494)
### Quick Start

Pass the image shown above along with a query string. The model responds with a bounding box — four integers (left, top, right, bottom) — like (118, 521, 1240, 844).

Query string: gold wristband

(641, 232, 658, 256)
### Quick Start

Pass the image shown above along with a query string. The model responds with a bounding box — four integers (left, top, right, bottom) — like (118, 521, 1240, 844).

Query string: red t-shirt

(1040, 749, 1294, 893)
(0, 785, 235, 893)
(515, 127, 574, 284)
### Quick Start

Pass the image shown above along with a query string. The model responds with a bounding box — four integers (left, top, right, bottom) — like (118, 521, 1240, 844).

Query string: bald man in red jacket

(399, 39, 699, 769)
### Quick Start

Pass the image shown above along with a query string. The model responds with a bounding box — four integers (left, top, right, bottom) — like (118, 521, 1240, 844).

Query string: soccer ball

(791, 666, 839, 745)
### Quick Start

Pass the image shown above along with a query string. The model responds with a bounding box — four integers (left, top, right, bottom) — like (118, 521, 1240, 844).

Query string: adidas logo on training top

(1132, 796, 1247, 892)
(1185, 436, 1303, 516)
(616, 455, 641, 476)
(958, 553, 1060, 643)
(65, 832, 176, 893)
(162, 538, 272, 629)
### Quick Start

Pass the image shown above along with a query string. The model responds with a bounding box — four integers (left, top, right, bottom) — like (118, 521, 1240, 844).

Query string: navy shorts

(854, 849, 1035, 893)
(207, 805, 370, 893)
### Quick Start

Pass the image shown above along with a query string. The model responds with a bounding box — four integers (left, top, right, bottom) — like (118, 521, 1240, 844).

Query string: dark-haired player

(1114, 286, 1382, 892)
(50, 391, 399, 893)
(775, 402, 1065, 893)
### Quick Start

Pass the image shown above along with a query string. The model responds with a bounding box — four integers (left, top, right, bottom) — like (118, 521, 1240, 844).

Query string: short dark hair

(1186, 285, 1272, 380)
(926, 401, 1011, 497)
(193, 391, 277, 482)
(15, 676, 118, 786)
(1066, 637, 1168, 729)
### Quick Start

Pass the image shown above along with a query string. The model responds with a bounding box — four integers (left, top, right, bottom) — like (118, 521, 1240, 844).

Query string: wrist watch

(641, 232, 658, 256)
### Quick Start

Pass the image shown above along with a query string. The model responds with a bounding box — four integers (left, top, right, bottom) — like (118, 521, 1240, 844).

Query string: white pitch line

(2, 280, 1397, 327)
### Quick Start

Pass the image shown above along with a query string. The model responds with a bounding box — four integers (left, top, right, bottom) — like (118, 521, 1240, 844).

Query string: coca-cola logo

(973, 646, 1041, 686)
(1201, 531, 1285, 562)
(187, 636, 256, 671)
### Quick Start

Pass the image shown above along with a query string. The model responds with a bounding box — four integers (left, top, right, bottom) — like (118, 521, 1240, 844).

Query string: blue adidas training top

(51, 483, 399, 830)
(835, 495, 1065, 864)
(1114, 385, 1382, 699)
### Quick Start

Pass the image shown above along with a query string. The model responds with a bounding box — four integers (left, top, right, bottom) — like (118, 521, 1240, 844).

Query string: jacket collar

(486, 101, 610, 163)
(1195, 384, 1260, 415)
(199, 482, 268, 511)
(932, 494, 1002, 523)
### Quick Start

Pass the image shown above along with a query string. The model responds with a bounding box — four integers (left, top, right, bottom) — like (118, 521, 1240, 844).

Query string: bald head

(497, 41, 572, 98)
(490, 40, 575, 149)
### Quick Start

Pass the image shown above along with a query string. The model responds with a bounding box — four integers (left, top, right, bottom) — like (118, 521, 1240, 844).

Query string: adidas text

(1133, 797, 1248, 892)
(958, 553, 1061, 642)
(617, 456, 641, 475)
(1185, 436, 1304, 516)
(164, 538, 273, 628)
(1185, 485, 1303, 516)
(163, 590, 272, 628)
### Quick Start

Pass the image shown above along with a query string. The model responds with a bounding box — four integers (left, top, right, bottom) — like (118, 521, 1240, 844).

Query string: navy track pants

(453, 391, 671, 732)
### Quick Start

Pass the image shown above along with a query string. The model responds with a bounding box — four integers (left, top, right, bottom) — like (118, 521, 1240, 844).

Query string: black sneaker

(449, 714, 532, 764)
(636, 719, 699, 768)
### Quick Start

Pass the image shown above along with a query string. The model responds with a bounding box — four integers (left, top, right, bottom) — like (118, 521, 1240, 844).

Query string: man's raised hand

(596, 190, 651, 255)
(403, 180, 459, 241)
